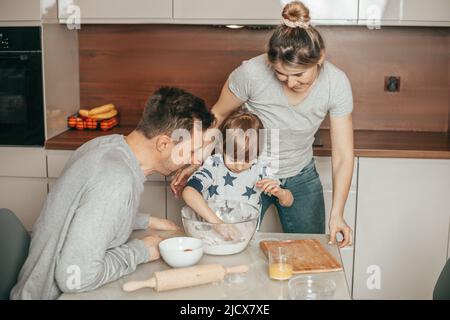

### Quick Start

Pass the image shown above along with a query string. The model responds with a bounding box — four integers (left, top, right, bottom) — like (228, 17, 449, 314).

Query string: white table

(59, 231, 350, 300)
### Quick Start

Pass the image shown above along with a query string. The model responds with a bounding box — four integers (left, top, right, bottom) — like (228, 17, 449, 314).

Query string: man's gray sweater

(11, 135, 151, 300)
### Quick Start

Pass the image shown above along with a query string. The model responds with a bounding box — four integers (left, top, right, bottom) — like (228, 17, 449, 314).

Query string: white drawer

(0, 147, 47, 178)
(340, 246, 354, 295)
(46, 150, 74, 178)
(324, 189, 356, 233)
(47, 150, 166, 181)
(0, 177, 48, 231)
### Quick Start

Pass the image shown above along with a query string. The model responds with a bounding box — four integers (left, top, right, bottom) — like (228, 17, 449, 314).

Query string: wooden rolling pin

(123, 264, 249, 292)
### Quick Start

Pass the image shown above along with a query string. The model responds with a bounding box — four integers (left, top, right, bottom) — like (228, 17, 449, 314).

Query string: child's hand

(256, 179, 285, 198)
(213, 224, 241, 241)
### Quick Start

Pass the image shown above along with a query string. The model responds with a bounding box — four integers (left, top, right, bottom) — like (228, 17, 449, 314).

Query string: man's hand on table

(141, 235, 163, 261)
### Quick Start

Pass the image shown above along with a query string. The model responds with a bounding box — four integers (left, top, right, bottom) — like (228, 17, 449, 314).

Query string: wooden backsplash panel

(319, 26, 449, 132)
(78, 25, 270, 126)
(79, 25, 450, 131)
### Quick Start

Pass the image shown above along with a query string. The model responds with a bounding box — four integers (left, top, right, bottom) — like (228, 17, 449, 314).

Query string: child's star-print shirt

(186, 154, 278, 210)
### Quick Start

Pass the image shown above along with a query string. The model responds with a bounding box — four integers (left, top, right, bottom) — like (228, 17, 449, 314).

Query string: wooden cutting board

(260, 239, 343, 274)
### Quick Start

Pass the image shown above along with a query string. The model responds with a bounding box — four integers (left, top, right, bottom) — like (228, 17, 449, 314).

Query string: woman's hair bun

(282, 1, 311, 24)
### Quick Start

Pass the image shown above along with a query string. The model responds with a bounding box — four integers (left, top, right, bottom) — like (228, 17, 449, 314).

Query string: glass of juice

(268, 246, 294, 280)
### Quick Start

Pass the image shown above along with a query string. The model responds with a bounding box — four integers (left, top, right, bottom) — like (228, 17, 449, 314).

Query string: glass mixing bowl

(288, 275, 337, 300)
(181, 200, 259, 255)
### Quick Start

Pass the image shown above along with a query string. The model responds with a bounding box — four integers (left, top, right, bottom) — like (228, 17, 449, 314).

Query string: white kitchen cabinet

(448, 218, 450, 259)
(47, 178, 57, 191)
(0, 177, 47, 231)
(138, 181, 167, 220)
(47, 150, 74, 178)
(0, 0, 41, 22)
(353, 158, 450, 300)
(358, 0, 450, 27)
(259, 204, 283, 233)
(58, 0, 172, 23)
(293, 0, 359, 24)
(0, 0, 58, 23)
(174, 0, 358, 25)
(42, 23, 80, 139)
(0, 147, 47, 178)
(173, 0, 283, 22)
(315, 156, 357, 232)
(166, 184, 185, 228)
(315, 156, 357, 293)
(0, 147, 47, 231)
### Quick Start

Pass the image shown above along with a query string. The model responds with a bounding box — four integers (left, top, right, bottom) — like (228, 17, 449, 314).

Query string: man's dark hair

(137, 87, 215, 139)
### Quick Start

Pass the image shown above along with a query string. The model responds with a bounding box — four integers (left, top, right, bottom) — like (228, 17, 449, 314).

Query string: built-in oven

(0, 27, 45, 146)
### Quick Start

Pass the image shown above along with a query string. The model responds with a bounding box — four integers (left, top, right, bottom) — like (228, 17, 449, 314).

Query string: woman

(172, 1, 354, 247)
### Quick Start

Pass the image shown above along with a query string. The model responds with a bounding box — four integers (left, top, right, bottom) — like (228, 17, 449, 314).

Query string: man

(11, 87, 215, 299)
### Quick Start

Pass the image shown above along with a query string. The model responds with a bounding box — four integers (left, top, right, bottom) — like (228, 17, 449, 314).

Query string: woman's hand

(256, 179, 282, 197)
(170, 164, 200, 198)
(148, 217, 180, 231)
(256, 179, 293, 207)
(329, 214, 352, 248)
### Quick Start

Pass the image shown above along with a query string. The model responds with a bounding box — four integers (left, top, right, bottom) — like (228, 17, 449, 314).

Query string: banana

(79, 109, 89, 117)
(90, 109, 118, 120)
(88, 104, 115, 117)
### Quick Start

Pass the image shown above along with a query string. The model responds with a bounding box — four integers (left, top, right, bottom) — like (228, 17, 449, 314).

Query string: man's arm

(132, 213, 151, 230)
(132, 213, 179, 231)
(54, 174, 150, 293)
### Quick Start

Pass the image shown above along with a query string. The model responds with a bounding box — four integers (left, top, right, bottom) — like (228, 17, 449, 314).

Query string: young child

(182, 108, 293, 227)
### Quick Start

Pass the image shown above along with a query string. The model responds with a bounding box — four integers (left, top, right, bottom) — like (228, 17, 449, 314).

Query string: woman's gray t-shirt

(228, 54, 353, 178)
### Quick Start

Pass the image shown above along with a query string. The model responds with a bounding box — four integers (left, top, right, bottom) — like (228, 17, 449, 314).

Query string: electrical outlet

(385, 76, 401, 92)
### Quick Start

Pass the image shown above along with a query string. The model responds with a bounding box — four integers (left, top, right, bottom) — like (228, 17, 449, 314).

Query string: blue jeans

(260, 158, 325, 234)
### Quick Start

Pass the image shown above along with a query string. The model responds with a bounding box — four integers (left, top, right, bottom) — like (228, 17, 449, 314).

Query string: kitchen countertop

(59, 231, 351, 300)
(45, 127, 450, 159)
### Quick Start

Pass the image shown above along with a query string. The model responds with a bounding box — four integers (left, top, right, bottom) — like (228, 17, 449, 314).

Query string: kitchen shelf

(45, 126, 135, 150)
(315, 129, 450, 159)
(45, 127, 450, 159)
